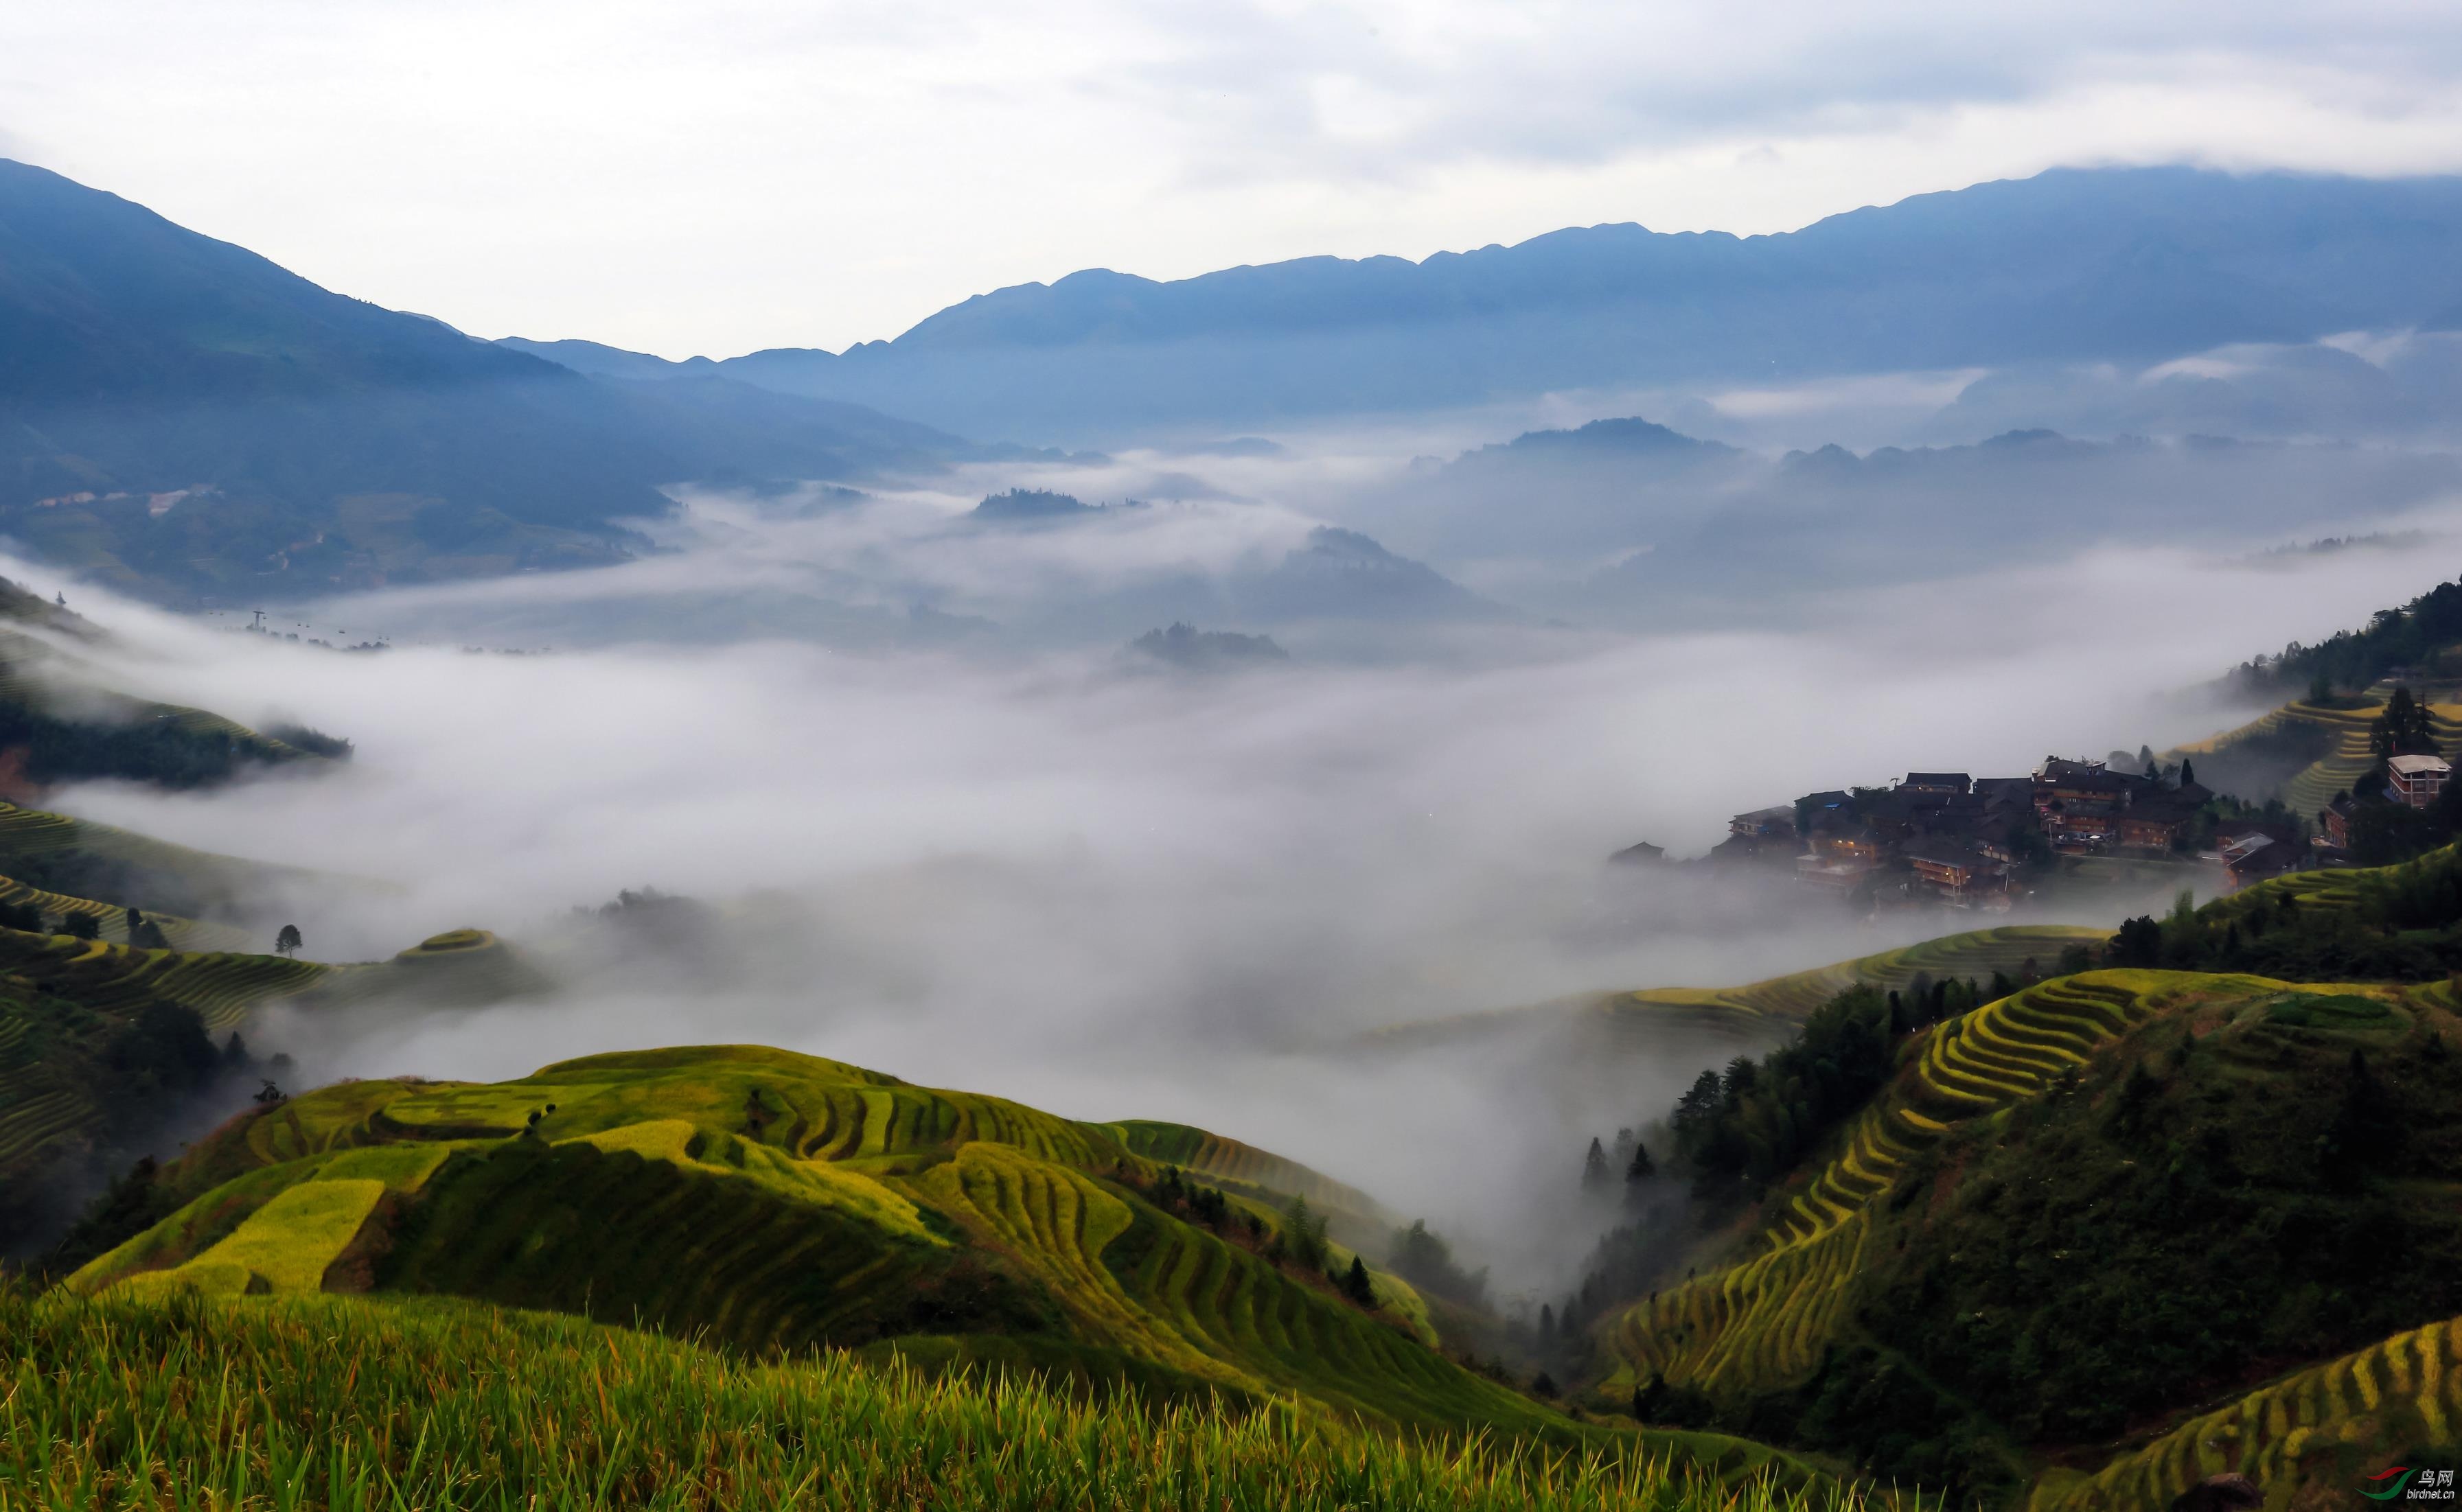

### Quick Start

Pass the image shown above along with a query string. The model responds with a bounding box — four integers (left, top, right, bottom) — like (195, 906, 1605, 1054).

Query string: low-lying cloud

(14, 493, 2457, 1292)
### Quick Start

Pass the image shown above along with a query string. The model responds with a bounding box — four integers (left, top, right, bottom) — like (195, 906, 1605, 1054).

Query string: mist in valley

(11, 397, 2462, 1296)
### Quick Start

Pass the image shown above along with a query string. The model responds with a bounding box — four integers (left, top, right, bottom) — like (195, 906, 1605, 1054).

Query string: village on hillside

(1618, 702, 2457, 912)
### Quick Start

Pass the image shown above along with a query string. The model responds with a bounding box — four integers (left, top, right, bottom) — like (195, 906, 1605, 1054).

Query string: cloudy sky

(7, 1, 2462, 358)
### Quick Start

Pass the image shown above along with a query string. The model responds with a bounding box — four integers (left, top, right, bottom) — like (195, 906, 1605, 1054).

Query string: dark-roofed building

(1609, 840, 1666, 865)
(1904, 837, 2013, 907)
(1808, 818, 1885, 863)
(2115, 798, 2200, 853)
(2215, 831, 2300, 890)
(1730, 805, 1795, 839)
(2320, 795, 2356, 851)
(1974, 777, 2034, 811)
(1901, 772, 1972, 795)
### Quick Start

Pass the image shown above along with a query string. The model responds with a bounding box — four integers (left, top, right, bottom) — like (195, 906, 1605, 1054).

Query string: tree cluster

(0, 694, 303, 790)
(1672, 983, 1963, 1201)
(1385, 1218, 1487, 1309)
(2233, 577, 2462, 697)
(2110, 852, 2462, 980)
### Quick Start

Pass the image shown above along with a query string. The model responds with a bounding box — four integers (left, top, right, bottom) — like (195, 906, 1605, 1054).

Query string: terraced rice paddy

(0, 924, 544, 1209)
(0, 871, 251, 950)
(1613, 925, 2112, 1030)
(2175, 696, 2462, 815)
(1607, 970, 2201, 1397)
(1363, 925, 2113, 1060)
(1107, 1120, 1383, 1226)
(65, 1044, 1561, 1439)
(0, 800, 360, 920)
(0, 930, 338, 1034)
(2031, 1314, 2462, 1510)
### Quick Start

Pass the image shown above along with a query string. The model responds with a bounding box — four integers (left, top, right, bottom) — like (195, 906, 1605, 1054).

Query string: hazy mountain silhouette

(530, 167, 2462, 443)
(0, 160, 998, 603)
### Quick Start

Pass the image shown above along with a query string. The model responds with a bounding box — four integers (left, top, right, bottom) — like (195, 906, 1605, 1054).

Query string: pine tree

(1581, 1136, 1610, 1193)
(1342, 1255, 1375, 1307)
(1625, 1138, 1655, 1184)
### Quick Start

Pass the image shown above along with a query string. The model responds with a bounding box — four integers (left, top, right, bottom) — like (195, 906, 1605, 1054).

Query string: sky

(7, 1, 2462, 358)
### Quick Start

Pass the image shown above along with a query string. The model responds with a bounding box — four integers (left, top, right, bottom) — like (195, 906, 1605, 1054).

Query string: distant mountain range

(505, 167, 2462, 443)
(0, 160, 1021, 604)
(1324, 411, 2462, 625)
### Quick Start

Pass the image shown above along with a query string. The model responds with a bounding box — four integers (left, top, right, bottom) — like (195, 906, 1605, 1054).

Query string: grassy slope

(65, 1043, 1809, 1458)
(0, 798, 349, 922)
(1601, 968, 2462, 1507)
(0, 1283, 1868, 1511)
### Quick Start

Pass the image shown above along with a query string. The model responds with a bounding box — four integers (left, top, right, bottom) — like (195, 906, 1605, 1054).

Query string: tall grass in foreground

(0, 1284, 1874, 1511)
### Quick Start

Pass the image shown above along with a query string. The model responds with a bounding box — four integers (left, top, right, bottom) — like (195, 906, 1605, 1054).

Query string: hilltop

(0, 160, 1012, 603)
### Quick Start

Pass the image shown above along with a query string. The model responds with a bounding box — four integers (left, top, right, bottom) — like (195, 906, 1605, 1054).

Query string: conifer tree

(1342, 1255, 1375, 1307)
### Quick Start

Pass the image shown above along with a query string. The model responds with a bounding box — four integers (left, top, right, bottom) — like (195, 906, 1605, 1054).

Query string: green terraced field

(2029, 1314, 2462, 1510)
(1603, 966, 2458, 1505)
(0, 870, 253, 951)
(1613, 925, 2112, 1030)
(64, 1045, 1603, 1443)
(0, 798, 380, 923)
(1105, 1119, 1388, 1232)
(1603, 970, 2301, 1399)
(2197, 838, 2462, 922)
(2174, 695, 2462, 815)
(0, 930, 337, 1034)
(1359, 925, 2113, 1058)
(0, 924, 547, 1235)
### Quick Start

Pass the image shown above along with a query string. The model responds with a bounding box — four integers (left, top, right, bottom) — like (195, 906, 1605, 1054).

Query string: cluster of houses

(1705, 757, 2305, 907)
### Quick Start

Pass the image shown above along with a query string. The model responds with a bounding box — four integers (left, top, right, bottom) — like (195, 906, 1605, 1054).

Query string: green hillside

(0, 909, 544, 1255)
(0, 617, 336, 791)
(1613, 926, 2110, 1029)
(67, 1044, 1746, 1456)
(1597, 968, 2462, 1506)
(0, 1282, 1868, 1511)
(1364, 924, 2109, 1054)
(0, 798, 363, 924)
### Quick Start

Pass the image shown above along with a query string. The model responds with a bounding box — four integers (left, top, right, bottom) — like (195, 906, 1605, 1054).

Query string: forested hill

(0, 160, 999, 604)
(2233, 573, 2462, 697)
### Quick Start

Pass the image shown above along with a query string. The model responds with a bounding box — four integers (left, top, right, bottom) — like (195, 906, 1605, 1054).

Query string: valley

(9, 34, 2462, 1505)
